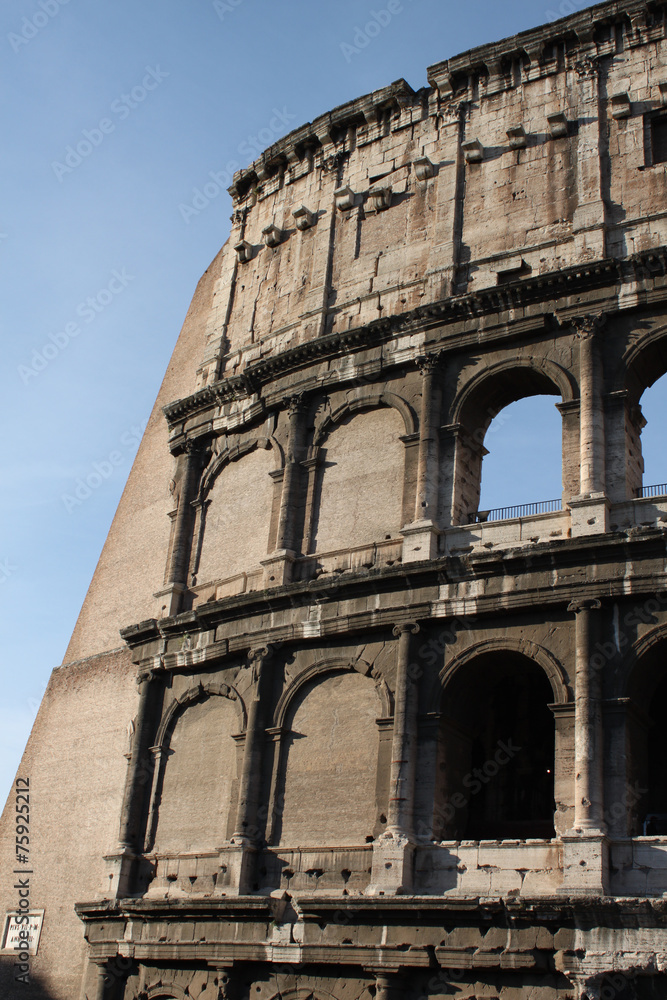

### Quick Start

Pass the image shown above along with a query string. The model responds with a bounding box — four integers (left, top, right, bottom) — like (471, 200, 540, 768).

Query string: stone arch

(312, 390, 416, 447)
(268, 990, 342, 1000)
(200, 433, 282, 499)
(617, 324, 667, 405)
(307, 397, 411, 553)
(194, 435, 280, 586)
(444, 357, 574, 525)
(450, 356, 576, 428)
(434, 637, 566, 840)
(609, 325, 667, 502)
(273, 657, 391, 728)
(437, 637, 571, 706)
(614, 615, 667, 707)
(271, 658, 388, 847)
(147, 682, 244, 854)
(613, 616, 667, 836)
(156, 681, 246, 747)
(143, 987, 188, 1000)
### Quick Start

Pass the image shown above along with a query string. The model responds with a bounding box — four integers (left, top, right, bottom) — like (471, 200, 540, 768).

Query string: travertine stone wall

(10, 2, 667, 998)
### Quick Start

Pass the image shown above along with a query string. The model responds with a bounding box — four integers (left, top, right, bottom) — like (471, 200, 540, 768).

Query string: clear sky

(3, 0, 661, 805)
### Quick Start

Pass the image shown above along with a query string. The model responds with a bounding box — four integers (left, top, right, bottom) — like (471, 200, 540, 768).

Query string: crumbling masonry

(5, 1, 667, 997)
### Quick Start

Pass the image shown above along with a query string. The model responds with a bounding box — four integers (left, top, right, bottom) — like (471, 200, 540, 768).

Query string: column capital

(415, 352, 442, 376)
(247, 644, 274, 665)
(567, 598, 602, 614)
(571, 312, 607, 339)
(285, 392, 307, 416)
(392, 621, 420, 638)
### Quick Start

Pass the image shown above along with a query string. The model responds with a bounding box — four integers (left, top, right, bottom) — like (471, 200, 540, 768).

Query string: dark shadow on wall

(0, 960, 61, 1000)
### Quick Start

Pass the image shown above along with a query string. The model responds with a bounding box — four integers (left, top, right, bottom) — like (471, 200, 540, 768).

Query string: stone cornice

(163, 248, 667, 430)
(227, 1, 664, 201)
(427, 0, 666, 97)
(119, 527, 667, 655)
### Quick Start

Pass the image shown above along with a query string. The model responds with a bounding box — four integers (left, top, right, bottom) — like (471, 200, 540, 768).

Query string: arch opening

(436, 653, 556, 841)
(636, 373, 667, 498)
(446, 364, 568, 525)
(625, 640, 667, 836)
(478, 396, 564, 517)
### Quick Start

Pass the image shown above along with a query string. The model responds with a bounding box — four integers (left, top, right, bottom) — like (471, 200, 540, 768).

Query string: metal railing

(635, 483, 667, 499)
(472, 499, 563, 523)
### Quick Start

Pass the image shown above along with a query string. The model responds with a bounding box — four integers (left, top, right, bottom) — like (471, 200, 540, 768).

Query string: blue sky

(3, 0, 658, 805)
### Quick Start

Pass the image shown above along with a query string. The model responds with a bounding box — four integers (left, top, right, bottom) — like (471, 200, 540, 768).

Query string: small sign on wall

(1, 911, 44, 956)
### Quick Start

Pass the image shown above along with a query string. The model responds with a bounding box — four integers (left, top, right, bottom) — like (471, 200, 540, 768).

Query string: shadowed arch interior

(436, 651, 556, 841)
(622, 633, 667, 835)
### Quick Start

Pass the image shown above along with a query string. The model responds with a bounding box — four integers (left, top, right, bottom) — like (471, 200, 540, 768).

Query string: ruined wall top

(183, 0, 667, 398)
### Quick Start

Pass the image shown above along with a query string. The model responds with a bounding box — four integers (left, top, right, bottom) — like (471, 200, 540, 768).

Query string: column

(157, 439, 200, 615)
(577, 317, 606, 497)
(263, 396, 306, 586)
(387, 624, 420, 837)
(92, 961, 110, 1000)
(374, 972, 405, 1000)
(118, 671, 156, 850)
(276, 396, 306, 551)
(402, 357, 441, 562)
(570, 600, 605, 832)
(560, 599, 608, 896)
(103, 670, 158, 899)
(570, 315, 609, 536)
(369, 623, 420, 894)
(414, 355, 441, 523)
(571, 51, 607, 259)
(232, 646, 272, 843)
(225, 646, 273, 894)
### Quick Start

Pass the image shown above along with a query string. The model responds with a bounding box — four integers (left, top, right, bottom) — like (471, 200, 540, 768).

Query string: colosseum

(4, 0, 667, 997)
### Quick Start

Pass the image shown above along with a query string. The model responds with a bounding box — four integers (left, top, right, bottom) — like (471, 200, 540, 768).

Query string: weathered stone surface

(9, 1, 667, 997)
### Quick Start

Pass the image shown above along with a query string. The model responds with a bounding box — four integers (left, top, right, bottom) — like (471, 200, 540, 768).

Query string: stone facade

(5, 0, 667, 997)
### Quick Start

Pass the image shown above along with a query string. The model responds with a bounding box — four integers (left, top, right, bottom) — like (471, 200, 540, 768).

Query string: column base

(569, 494, 610, 537)
(101, 849, 136, 900)
(401, 521, 441, 563)
(220, 843, 259, 895)
(153, 583, 187, 618)
(367, 833, 415, 895)
(558, 831, 609, 896)
(261, 550, 296, 588)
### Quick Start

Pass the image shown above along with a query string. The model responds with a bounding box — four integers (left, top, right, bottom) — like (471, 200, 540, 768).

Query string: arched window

(436, 653, 556, 841)
(636, 374, 667, 496)
(624, 637, 667, 836)
(445, 363, 570, 525)
(479, 396, 563, 517)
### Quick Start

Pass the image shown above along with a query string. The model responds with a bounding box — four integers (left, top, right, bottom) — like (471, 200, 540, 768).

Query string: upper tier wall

(193, 0, 667, 387)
